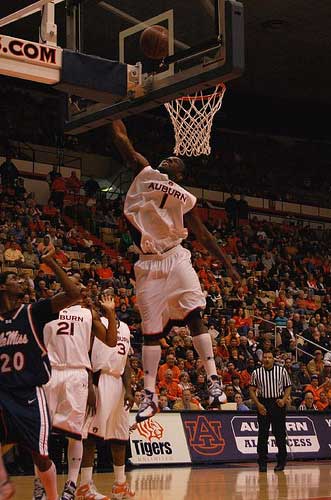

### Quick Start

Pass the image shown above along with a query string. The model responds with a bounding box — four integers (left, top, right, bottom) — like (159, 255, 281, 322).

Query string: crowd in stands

(1, 159, 331, 420)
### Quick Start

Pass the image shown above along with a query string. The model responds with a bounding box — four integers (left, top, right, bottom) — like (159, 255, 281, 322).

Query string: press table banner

(129, 413, 191, 465)
(129, 411, 331, 465)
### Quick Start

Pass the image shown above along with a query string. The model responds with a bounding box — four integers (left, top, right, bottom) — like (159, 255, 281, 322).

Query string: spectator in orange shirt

(115, 288, 130, 308)
(96, 260, 113, 285)
(232, 307, 252, 333)
(66, 170, 81, 194)
(221, 361, 240, 385)
(295, 290, 318, 313)
(240, 357, 256, 392)
(172, 388, 202, 410)
(224, 328, 240, 347)
(216, 337, 230, 361)
(316, 391, 329, 411)
(54, 244, 69, 268)
(37, 235, 55, 257)
(130, 357, 144, 381)
(304, 375, 321, 402)
(50, 173, 67, 210)
(158, 354, 181, 383)
(158, 369, 182, 405)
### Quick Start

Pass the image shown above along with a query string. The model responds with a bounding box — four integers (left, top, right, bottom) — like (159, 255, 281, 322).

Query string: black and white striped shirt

(250, 365, 292, 399)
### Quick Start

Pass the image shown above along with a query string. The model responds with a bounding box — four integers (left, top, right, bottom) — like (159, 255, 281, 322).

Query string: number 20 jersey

(43, 304, 92, 369)
(0, 303, 53, 390)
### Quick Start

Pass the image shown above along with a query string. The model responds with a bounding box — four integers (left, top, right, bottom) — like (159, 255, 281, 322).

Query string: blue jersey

(0, 300, 58, 390)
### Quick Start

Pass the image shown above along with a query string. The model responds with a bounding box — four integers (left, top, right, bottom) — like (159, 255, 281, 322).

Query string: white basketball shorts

(134, 245, 206, 335)
(85, 373, 129, 441)
(43, 367, 88, 439)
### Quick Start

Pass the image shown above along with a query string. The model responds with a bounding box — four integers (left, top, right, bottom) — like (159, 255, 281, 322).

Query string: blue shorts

(0, 386, 50, 456)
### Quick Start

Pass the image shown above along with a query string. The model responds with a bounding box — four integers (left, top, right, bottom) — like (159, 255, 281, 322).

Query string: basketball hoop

(164, 83, 226, 157)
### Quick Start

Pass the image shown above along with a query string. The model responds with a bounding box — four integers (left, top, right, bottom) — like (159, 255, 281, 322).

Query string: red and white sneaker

(111, 482, 135, 500)
(76, 481, 110, 500)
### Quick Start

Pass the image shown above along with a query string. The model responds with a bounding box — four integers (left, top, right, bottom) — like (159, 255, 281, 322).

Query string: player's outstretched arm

(110, 119, 149, 172)
(91, 295, 117, 347)
(184, 207, 241, 284)
(41, 248, 80, 313)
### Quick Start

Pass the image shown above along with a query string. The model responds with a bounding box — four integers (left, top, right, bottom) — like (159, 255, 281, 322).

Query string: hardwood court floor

(11, 462, 331, 500)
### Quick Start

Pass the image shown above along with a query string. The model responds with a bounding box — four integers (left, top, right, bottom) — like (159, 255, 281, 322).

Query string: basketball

(139, 25, 169, 60)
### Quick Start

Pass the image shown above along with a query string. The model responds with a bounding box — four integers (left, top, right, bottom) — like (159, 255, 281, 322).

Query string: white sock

(67, 438, 83, 485)
(80, 466, 93, 485)
(36, 462, 58, 500)
(113, 465, 126, 484)
(192, 333, 217, 379)
(142, 345, 161, 392)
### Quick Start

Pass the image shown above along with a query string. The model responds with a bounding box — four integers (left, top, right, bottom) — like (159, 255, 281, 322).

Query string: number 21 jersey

(43, 304, 92, 369)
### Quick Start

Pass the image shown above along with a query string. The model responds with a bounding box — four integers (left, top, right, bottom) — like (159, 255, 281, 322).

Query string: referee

(249, 351, 292, 472)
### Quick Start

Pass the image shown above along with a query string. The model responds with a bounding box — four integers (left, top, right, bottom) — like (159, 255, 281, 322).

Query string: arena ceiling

(0, 0, 330, 138)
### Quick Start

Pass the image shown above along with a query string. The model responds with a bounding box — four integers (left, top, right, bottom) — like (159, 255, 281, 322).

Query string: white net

(164, 83, 226, 157)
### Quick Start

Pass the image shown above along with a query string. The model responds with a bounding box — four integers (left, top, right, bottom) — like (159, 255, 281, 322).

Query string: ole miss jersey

(0, 300, 58, 390)
(124, 165, 196, 254)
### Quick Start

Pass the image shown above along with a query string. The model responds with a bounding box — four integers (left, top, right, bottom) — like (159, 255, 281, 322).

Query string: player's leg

(134, 259, 168, 421)
(187, 312, 226, 406)
(107, 386, 134, 499)
(168, 247, 225, 405)
(67, 438, 83, 484)
(76, 440, 109, 500)
(0, 446, 15, 500)
(77, 373, 117, 500)
(33, 374, 59, 500)
(32, 453, 58, 500)
(110, 441, 134, 499)
(60, 369, 89, 500)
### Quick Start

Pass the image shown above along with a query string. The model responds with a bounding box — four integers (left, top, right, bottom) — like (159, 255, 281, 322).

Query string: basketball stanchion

(164, 83, 226, 157)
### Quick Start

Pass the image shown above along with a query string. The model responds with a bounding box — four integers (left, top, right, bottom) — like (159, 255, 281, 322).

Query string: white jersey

(124, 165, 196, 254)
(91, 318, 131, 377)
(43, 304, 92, 369)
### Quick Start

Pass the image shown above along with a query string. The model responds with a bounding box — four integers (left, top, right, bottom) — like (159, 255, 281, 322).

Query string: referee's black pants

(257, 398, 287, 466)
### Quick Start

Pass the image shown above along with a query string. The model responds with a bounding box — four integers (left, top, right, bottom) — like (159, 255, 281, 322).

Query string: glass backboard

(65, 0, 244, 134)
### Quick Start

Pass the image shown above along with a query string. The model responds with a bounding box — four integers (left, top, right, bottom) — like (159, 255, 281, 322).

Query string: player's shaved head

(158, 156, 186, 182)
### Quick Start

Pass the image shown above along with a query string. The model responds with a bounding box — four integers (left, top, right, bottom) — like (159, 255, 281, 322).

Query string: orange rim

(175, 83, 226, 102)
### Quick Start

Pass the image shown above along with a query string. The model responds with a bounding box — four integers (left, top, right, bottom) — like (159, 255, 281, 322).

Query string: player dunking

(111, 119, 240, 422)
(77, 294, 134, 500)
(33, 291, 118, 500)
(0, 250, 80, 500)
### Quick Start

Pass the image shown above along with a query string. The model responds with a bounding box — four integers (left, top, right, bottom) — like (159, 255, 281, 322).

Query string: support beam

(0, 0, 64, 28)
(39, 2, 57, 46)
